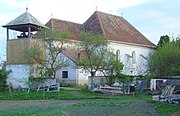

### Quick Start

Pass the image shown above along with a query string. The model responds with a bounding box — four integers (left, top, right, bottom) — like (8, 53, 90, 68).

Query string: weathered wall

(7, 39, 45, 64)
(6, 64, 30, 89)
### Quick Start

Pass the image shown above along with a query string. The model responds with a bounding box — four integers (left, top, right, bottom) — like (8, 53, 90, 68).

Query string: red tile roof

(45, 11, 156, 48)
(62, 49, 86, 62)
(89, 11, 156, 48)
(46, 18, 82, 40)
(62, 49, 79, 62)
(83, 12, 103, 35)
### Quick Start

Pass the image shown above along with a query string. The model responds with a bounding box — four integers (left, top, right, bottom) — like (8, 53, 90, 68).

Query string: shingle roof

(83, 12, 103, 35)
(62, 49, 86, 62)
(84, 11, 156, 48)
(62, 49, 79, 62)
(46, 18, 82, 40)
(45, 11, 156, 48)
(3, 11, 48, 32)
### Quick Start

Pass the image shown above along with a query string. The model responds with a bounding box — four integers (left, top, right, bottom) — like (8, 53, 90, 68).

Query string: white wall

(56, 66, 77, 80)
(56, 52, 77, 80)
(50, 41, 155, 85)
(109, 42, 155, 76)
(6, 64, 30, 89)
(77, 68, 89, 81)
(77, 68, 106, 85)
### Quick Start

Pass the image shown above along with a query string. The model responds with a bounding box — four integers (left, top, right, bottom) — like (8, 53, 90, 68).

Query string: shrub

(148, 40, 180, 77)
(0, 68, 11, 91)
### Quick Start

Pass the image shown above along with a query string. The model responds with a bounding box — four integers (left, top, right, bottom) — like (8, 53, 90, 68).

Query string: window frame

(62, 71, 68, 78)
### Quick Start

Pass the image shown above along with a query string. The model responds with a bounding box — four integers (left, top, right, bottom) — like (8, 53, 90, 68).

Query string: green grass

(137, 92, 180, 116)
(150, 101, 180, 116)
(0, 102, 67, 116)
(0, 87, 134, 100)
(0, 87, 179, 116)
(72, 100, 132, 107)
(0, 90, 101, 100)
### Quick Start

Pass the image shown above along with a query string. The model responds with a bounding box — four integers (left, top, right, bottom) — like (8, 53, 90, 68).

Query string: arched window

(78, 53, 81, 60)
(116, 50, 120, 61)
(132, 51, 136, 63)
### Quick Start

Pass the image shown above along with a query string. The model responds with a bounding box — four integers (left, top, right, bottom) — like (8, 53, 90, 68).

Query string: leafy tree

(157, 35, 170, 48)
(104, 59, 124, 85)
(77, 31, 124, 89)
(148, 39, 180, 77)
(27, 29, 71, 79)
(175, 36, 180, 47)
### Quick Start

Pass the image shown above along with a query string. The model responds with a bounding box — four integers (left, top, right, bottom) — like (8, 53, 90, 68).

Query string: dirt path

(0, 99, 159, 116)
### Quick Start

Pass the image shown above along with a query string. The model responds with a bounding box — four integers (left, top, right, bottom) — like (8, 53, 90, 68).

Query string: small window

(62, 71, 68, 78)
(116, 50, 120, 61)
(132, 51, 136, 63)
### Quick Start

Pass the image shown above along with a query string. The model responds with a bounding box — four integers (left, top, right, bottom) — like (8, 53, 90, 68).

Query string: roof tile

(46, 18, 82, 40)
(45, 11, 156, 48)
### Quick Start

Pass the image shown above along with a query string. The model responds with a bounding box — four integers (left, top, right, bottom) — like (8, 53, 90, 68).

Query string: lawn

(0, 87, 179, 116)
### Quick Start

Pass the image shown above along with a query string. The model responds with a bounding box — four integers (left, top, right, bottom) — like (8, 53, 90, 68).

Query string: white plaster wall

(6, 64, 30, 89)
(56, 66, 77, 80)
(57, 67, 103, 83)
(77, 68, 90, 81)
(77, 68, 105, 85)
(46, 51, 77, 81)
(55, 51, 105, 84)
(109, 42, 155, 76)
(77, 69, 104, 79)
(53, 41, 155, 84)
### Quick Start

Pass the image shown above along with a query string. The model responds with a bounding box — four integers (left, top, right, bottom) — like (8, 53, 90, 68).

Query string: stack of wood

(159, 85, 180, 105)
(93, 85, 124, 96)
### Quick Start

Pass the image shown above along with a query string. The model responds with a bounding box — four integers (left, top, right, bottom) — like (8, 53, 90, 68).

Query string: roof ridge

(95, 11, 106, 35)
(26, 12, 31, 25)
(50, 18, 54, 29)
(96, 11, 156, 47)
(45, 11, 156, 47)
(50, 18, 82, 25)
(3, 11, 48, 31)
(96, 11, 124, 18)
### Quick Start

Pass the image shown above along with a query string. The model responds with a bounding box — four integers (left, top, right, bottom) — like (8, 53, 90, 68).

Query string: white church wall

(6, 64, 30, 89)
(109, 42, 155, 76)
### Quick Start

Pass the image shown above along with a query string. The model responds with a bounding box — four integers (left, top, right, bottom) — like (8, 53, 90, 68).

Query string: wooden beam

(28, 26, 31, 38)
(7, 28, 9, 40)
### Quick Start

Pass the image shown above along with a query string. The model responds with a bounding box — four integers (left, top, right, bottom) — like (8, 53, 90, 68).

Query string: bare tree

(27, 29, 71, 79)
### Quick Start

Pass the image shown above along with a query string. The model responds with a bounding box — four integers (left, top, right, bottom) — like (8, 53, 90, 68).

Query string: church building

(3, 10, 156, 88)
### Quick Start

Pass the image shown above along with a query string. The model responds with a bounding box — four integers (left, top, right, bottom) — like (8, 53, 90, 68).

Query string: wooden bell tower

(2, 8, 47, 64)
(2, 8, 48, 88)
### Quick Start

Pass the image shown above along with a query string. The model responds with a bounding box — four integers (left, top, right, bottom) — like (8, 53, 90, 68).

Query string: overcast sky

(0, 0, 180, 61)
